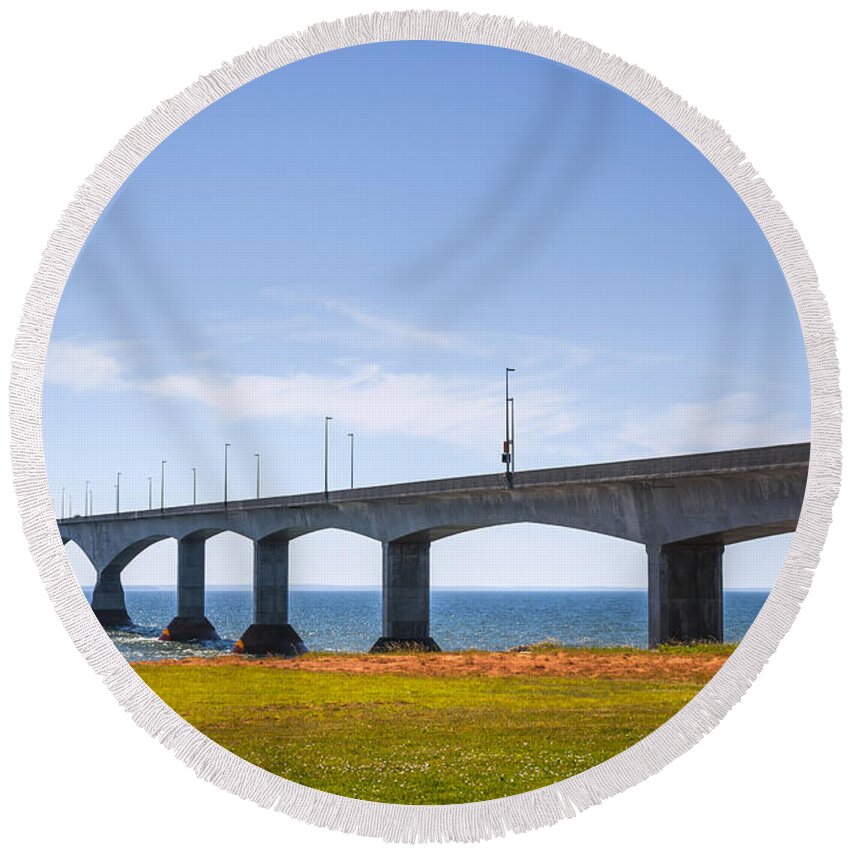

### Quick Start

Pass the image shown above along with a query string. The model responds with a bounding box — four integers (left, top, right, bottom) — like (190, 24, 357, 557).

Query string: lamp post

(504, 367, 515, 478)
(88, 486, 93, 517)
(224, 443, 231, 507)
(147, 476, 152, 511)
(509, 397, 515, 474)
(160, 460, 166, 511)
(192, 467, 197, 505)
(115, 472, 121, 515)
(324, 417, 333, 499)
(254, 453, 260, 499)
(347, 432, 354, 489)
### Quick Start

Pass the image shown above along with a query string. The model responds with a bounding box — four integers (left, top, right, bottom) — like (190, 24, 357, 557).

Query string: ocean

(87, 588, 770, 662)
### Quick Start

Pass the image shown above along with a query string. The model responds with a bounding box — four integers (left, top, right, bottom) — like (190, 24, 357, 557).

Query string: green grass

(135, 648, 725, 805)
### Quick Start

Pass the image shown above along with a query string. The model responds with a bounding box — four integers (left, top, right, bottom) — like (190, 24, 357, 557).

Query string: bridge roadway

(58, 443, 809, 653)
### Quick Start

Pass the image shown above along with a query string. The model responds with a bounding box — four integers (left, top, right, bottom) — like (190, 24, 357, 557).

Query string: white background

(1, 2, 847, 847)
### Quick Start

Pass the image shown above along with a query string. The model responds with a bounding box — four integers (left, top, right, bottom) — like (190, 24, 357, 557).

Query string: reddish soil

(133, 648, 730, 682)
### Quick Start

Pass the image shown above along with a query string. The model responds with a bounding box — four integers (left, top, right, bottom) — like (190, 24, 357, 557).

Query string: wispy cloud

(233, 295, 475, 356)
(147, 364, 578, 445)
(47, 338, 806, 460)
(619, 392, 808, 455)
(209, 298, 599, 373)
(45, 334, 583, 447)
(318, 300, 469, 353)
(45, 340, 128, 391)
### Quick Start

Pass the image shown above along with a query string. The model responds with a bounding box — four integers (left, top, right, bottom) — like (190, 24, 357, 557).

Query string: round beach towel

(9, 11, 840, 842)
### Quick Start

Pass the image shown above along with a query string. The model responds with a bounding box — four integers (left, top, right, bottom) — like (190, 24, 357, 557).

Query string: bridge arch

(160, 529, 255, 643)
(107, 534, 173, 573)
(233, 527, 381, 657)
(426, 523, 645, 649)
(288, 527, 381, 583)
(430, 522, 645, 589)
(63, 539, 97, 593)
(284, 529, 382, 651)
(381, 494, 647, 547)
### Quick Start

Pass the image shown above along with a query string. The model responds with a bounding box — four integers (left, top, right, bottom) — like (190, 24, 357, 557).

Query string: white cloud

(231, 297, 476, 356)
(320, 300, 469, 353)
(147, 364, 578, 446)
(619, 392, 808, 456)
(45, 340, 127, 391)
(46, 338, 805, 460)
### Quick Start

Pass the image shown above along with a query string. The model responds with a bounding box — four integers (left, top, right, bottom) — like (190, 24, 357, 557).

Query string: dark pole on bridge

(192, 467, 197, 505)
(161, 460, 166, 512)
(147, 477, 152, 511)
(224, 443, 231, 508)
(347, 432, 354, 489)
(324, 417, 333, 500)
(504, 368, 515, 481)
(115, 473, 121, 515)
(509, 397, 515, 474)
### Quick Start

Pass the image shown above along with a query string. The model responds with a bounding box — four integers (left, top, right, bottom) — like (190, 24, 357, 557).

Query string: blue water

(90, 588, 769, 662)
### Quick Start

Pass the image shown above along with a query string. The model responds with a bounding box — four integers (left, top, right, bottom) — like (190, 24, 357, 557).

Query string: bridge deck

(59, 442, 809, 525)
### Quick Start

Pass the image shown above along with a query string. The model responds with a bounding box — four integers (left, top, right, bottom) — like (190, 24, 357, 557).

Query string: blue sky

(45, 41, 808, 589)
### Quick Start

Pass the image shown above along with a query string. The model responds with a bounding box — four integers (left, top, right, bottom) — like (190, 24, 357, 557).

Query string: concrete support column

(177, 537, 206, 617)
(160, 537, 219, 642)
(371, 538, 440, 652)
(91, 566, 131, 627)
(647, 542, 724, 647)
(234, 535, 306, 656)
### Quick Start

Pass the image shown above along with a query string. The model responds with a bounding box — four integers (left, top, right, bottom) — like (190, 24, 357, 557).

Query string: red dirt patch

(132, 648, 729, 683)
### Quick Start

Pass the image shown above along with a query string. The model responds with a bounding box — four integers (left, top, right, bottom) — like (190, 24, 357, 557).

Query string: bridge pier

(160, 537, 219, 642)
(91, 566, 131, 627)
(647, 542, 724, 647)
(234, 535, 307, 656)
(371, 539, 440, 652)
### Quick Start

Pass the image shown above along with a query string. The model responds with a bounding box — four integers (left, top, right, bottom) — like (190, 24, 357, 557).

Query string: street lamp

(509, 397, 516, 474)
(224, 443, 231, 507)
(254, 453, 260, 499)
(147, 476, 152, 511)
(88, 486, 93, 517)
(347, 433, 354, 489)
(160, 460, 167, 511)
(504, 368, 515, 478)
(192, 467, 197, 506)
(115, 472, 121, 515)
(324, 417, 333, 499)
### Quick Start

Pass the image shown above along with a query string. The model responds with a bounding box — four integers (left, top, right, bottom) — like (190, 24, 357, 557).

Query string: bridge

(57, 443, 809, 654)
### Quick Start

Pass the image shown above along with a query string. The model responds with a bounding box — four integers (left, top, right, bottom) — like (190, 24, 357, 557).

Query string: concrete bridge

(57, 443, 809, 654)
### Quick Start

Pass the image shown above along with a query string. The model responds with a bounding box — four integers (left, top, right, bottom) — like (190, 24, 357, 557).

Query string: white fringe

(7, 10, 841, 843)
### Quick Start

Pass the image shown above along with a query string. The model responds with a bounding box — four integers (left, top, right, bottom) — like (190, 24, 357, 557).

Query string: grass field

(133, 644, 733, 805)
